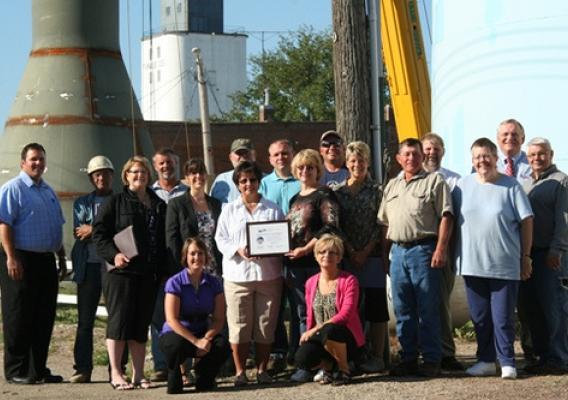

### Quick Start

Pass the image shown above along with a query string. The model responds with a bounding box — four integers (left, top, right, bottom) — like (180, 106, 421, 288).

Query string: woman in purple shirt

(159, 237, 230, 394)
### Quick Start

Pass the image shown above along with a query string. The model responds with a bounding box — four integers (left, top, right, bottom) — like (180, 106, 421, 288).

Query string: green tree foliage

(225, 27, 335, 122)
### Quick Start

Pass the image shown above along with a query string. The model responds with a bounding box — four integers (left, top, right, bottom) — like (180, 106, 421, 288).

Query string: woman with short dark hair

(215, 161, 284, 386)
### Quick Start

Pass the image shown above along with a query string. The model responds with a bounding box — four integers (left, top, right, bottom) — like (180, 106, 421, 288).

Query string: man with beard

(151, 148, 188, 203)
(421, 133, 462, 371)
(150, 148, 187, 382)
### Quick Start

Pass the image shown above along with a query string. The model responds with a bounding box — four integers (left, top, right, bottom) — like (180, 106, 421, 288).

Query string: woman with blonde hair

(94, 156, 167, 390)
(287, 149, 341, 382)
(335, 141, 389, 372)
(294, 234, 364, 386)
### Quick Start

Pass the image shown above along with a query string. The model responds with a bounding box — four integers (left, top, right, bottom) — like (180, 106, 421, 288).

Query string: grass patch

(454, 320, 476, 342)
(55, 304, 79, 325)
(93, 346, 109, 366)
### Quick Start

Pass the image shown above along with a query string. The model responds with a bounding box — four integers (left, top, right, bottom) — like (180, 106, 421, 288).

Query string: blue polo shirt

(259, 170, 300, 214)
(161, 270, 223, 337)
(0, 171, 64, 253)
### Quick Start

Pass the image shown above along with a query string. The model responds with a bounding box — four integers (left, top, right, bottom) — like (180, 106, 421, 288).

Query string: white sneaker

(501, 366, 517, 379)
(466, 361, 497, 377)
(313, 369, 325, 382)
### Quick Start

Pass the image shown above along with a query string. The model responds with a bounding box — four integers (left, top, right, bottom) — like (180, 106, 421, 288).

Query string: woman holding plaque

(215, 161, 284, 386)
(93, 156, 167, 390)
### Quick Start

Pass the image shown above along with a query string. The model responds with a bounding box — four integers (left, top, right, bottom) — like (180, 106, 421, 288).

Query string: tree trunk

(332, 0, 371, 144)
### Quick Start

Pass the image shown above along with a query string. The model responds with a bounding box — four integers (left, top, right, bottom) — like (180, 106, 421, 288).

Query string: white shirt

(215, 195, 284, 282)
(436, 167, 461, 192)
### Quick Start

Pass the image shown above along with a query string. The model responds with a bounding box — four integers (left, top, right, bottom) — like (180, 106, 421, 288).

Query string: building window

(177, 2, 182, 13)
(149, 72, 153, 84)
(157, 46, 161, 58)
(165, 6, 171, 16)
(157, 70, 161, 82)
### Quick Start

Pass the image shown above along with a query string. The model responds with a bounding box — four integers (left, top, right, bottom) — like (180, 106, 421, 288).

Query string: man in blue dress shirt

(0, 143, 66, 384)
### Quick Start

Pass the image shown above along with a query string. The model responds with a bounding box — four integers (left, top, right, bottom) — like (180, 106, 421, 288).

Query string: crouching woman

(294, 234, 365, 385)
(159, 237, 230, 394)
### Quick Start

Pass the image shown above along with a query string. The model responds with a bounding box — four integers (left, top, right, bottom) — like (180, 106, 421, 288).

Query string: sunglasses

(320, 140, 343, 148)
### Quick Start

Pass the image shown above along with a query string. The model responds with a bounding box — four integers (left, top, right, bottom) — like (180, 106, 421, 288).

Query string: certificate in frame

(246, 220, 291, 257)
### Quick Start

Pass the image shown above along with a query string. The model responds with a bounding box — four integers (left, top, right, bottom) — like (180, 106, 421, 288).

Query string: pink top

(305, 270, 365, 347)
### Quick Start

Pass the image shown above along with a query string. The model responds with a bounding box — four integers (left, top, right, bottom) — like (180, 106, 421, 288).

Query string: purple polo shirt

(160, 270, 223, 337)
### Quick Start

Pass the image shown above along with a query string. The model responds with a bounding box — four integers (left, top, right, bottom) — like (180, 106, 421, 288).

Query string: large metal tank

(431, 0, 568, 174)
(0, 0, 154, 194)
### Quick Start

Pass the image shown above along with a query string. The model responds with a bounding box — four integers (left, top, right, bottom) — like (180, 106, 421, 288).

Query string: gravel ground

(1, 323, 567, 400)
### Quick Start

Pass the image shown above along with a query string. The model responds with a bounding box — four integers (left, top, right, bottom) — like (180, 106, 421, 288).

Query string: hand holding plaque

(246, 220, 291, 257)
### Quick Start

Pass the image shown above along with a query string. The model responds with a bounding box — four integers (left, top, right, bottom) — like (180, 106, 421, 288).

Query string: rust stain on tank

(6, 115, 145, 129)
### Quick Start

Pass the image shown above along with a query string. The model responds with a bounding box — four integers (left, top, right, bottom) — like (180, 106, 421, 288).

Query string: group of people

(0, 119, 566, 394)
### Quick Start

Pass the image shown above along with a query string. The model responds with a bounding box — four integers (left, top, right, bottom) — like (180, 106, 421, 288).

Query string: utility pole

(192, 47, 215, 175)
(331, 0, 371, 144)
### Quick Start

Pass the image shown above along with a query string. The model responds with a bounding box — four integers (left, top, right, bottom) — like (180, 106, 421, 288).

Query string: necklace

(319, 277, 337, 294)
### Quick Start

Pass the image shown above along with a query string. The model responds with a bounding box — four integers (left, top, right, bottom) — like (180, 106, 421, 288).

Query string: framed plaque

(246, 220, 291, 257)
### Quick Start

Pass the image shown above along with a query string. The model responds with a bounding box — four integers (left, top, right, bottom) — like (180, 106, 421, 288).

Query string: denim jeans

(528, 249, 568, 368)
(287, 265, 320, 336)
(73, 263, 102, 373)
(151, 282, 167, 371)
(390, 242, 442, 363)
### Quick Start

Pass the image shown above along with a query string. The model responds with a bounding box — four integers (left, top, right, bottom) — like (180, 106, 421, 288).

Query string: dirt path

(1, 323, 566, 400)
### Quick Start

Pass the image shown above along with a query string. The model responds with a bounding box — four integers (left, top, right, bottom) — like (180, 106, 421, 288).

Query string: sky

(0, 0, 332, 130)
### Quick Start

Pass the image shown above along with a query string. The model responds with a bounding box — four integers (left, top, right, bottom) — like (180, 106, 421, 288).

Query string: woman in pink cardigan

(294, 234, 364, 386)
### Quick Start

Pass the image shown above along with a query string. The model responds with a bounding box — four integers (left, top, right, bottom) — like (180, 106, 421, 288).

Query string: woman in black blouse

(93, 156, 167, 390)
(286, 149, 341, 381)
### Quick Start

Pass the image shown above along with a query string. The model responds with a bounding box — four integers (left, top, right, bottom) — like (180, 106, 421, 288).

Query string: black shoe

(390, 360, 419, 377)
(419, 362, 441, 377)
(441, 356, 464, 371)
(7, 376, 35, 385)
(331, 371, 351, 386)
(38, 374, 64, 383)
(525, 363, 568, 375)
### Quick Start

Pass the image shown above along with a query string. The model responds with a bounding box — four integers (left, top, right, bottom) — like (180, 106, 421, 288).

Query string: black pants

(159, 332, 230, 392)
(0, 250, 58, 380)
(294, 323, 359, 370)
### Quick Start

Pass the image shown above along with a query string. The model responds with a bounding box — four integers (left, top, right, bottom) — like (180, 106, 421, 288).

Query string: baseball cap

(320, 130, 342, 143)
(230, 138, 254, 153)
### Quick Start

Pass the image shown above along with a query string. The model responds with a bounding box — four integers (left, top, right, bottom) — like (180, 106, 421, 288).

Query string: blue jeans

(73, 263, 102, 373)
(151, 282, 167, 371)
(287, 265, 319, 337)
(390, 242, 441, 363)
(464, 276, 519, 367)
(528, 249, 568, 368)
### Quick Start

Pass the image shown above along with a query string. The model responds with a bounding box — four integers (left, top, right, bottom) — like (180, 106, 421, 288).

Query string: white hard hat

(87, 155, 114, 175)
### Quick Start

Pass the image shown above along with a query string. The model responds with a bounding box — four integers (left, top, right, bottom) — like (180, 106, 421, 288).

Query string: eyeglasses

(297, 165, 315, 171)
(238, 178, 258, 185)
(317, 249, 339, 256)
(128, 169, 147, 175)
(320, 140, 343, 148)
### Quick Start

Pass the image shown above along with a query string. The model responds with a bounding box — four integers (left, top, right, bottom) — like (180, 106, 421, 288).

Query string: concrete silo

(0, 0, 154, 194)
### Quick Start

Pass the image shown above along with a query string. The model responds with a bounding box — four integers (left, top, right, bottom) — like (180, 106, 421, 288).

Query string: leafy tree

(224, 26, 335, 122)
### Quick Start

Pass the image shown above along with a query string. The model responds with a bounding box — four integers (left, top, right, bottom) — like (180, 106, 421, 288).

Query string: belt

(394, 237, 437, 249)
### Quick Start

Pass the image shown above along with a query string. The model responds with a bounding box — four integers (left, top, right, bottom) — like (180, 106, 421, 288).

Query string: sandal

(331, 371, 351, 386)
(319, 370, 334, 385)
(110, 382, 134, 391)
(134, 379, 154, 389)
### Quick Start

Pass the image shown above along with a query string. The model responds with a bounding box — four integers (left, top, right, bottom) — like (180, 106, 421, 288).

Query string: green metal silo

(0, 0, 154, 195)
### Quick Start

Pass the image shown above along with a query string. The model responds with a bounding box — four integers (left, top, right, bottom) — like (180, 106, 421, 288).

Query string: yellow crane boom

(381, 0, 431, 140)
